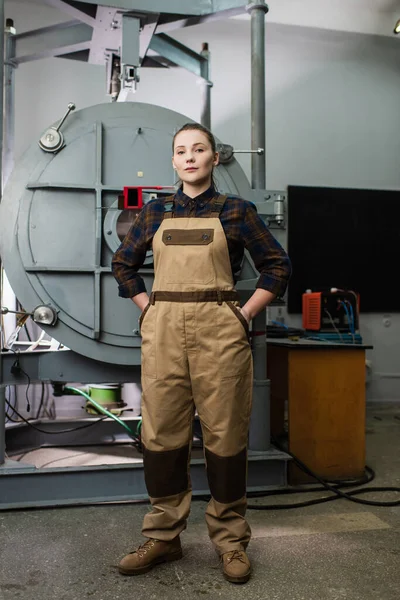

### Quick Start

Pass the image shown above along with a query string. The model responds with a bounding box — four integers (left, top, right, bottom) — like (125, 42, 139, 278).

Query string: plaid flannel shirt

(112, 186, 291, 298)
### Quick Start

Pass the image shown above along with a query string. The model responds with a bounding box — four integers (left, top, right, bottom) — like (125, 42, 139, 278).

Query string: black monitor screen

(287, 185, 400, 313)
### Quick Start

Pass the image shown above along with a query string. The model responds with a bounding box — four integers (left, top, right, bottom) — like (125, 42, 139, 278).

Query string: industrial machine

(0, 0, 290, 510)
(302, 289, 361, 343)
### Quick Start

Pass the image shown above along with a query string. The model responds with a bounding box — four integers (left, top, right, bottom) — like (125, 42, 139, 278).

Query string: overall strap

(209, 194, 228, 218)
(163, 195, 176, 220)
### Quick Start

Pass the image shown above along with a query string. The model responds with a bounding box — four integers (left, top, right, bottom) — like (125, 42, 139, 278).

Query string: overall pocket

(226, 301, 250, 339)
(139, 302, 151, 330)
(161, 228, 216, 285)
(140, 304, 157, 379)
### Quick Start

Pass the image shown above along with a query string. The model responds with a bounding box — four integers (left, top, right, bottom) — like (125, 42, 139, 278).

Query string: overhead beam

(41, 0, 97, 27)
(139, 15, 160, 62)
(58, 49, 90, 62)
(55, 0, 249, 15)
(11, 2, 251, 67)
(142, 56, 174, 68)
(212, 0, 248, 11)
(62, 0, 212, 13)
(16, 42, 92, 64)
(148, 33, 208, 79)
(14, 21, 93, 64)
(154, 6, 247, 34)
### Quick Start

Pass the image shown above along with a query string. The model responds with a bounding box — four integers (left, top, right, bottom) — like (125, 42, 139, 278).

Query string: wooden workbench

(267, 338, 373, 483)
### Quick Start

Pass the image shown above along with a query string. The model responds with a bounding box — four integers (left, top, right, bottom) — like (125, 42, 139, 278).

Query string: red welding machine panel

(302, 290, 360, 332)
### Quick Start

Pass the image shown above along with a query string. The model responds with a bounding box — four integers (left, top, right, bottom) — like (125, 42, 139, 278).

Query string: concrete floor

(0, 402, 399, 600)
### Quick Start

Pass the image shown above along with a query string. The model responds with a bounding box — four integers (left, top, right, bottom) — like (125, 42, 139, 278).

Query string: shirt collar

(175, 186, 217, 207)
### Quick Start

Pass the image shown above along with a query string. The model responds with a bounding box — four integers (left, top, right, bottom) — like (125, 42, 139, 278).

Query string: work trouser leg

(187, 301, 253, 555)
(140, 301, 194, 541)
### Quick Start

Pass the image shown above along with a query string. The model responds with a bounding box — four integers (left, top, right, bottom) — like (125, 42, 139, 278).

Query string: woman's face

(172, 129, 219, 188)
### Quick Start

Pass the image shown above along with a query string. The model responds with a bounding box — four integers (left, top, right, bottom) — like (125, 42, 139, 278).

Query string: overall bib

(139, 195, 253, 554)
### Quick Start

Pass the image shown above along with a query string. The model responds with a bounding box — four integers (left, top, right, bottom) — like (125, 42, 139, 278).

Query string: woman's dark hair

(172, 122, 218, 190)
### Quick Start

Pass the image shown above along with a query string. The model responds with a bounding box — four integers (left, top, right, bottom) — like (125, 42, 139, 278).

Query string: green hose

(64, 386, 138, 438)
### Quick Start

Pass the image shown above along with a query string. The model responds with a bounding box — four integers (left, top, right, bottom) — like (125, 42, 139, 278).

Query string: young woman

(112, 123, 291, 584)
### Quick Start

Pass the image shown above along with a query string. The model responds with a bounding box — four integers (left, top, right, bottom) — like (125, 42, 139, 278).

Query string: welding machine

(302, 288, 361, 342)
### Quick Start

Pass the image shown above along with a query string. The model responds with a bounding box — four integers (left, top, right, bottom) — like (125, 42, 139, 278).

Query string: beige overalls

(139, 195, 253, 554)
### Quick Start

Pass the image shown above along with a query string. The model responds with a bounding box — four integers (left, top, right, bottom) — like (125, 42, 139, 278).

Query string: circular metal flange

(246, 1, 269, 13)
(33, 305, 58, 325)
(38, 128, 64, 152)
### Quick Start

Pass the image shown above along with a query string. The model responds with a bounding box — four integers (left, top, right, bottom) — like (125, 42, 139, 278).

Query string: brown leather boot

(118, 537, 182, 575)
(221, 549, 251, 583)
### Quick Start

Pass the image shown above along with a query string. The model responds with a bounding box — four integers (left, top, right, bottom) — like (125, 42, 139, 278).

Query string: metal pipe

(2, 20, 16, 348)
(248, 1, 268, 189)
(0, 0, 6, 466)
(248, 311, 269, 451)
(199, 42, 211, 129)
(247, 1, 270, 451)
(3, 20, 15, 187)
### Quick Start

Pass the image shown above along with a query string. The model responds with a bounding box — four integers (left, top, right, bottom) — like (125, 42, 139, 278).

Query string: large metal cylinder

(0, 102, 253, 366)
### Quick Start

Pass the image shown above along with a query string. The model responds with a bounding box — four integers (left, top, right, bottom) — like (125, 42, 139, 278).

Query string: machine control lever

(55, 102, 76, 132)
(234, 148, 264, 154)
(1, 305, 58, 325)
(38, 102, 76, 153)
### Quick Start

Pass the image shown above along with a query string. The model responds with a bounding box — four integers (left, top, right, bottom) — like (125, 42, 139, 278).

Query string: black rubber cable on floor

(247, 465, 374, 499)
(245, 437, 400, 509)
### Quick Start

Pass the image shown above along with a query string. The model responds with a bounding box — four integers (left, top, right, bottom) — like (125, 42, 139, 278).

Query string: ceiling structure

(10, 0, 400, 38)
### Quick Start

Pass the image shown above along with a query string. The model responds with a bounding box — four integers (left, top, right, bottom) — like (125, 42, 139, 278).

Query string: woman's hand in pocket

(132, 292, 150, 312)
(239, 307, 251, 323)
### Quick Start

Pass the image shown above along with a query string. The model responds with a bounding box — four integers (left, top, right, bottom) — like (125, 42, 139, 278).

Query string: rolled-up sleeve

(241, 202, 292, 297)
(111, 209, 149, 298)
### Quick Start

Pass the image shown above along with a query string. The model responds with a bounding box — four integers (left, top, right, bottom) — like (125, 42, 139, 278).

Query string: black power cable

(245, 438, 400, 509)
(3, 348, 33, 413)
(4, 398, 143, 452)
(10, 358, 31, 413)
(35, 382, 46, 420)
(5, 397, 109, 434)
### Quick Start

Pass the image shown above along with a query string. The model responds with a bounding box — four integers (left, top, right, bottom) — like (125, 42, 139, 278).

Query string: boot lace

(225, 550, 246, 564)
(132, 539, 157, 558)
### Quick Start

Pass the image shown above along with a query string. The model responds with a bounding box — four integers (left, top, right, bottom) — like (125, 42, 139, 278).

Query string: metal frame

(45, 1, 246, 13)
(11, 3, 223, 119)
(0, 0, 5, 470)
(1, 349, 141, 386)
(12, 2, 252, 67)
(1, 448, 288, 511)
(14, 21, 93, 64)
(0, 1, 288, 510)
(2, 407, 288, 511)
(147, 33, 209, 78)
(42, 0, 97, 26)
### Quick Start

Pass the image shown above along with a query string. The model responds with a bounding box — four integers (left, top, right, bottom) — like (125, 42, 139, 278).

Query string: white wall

(5, 0, 400, 402)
